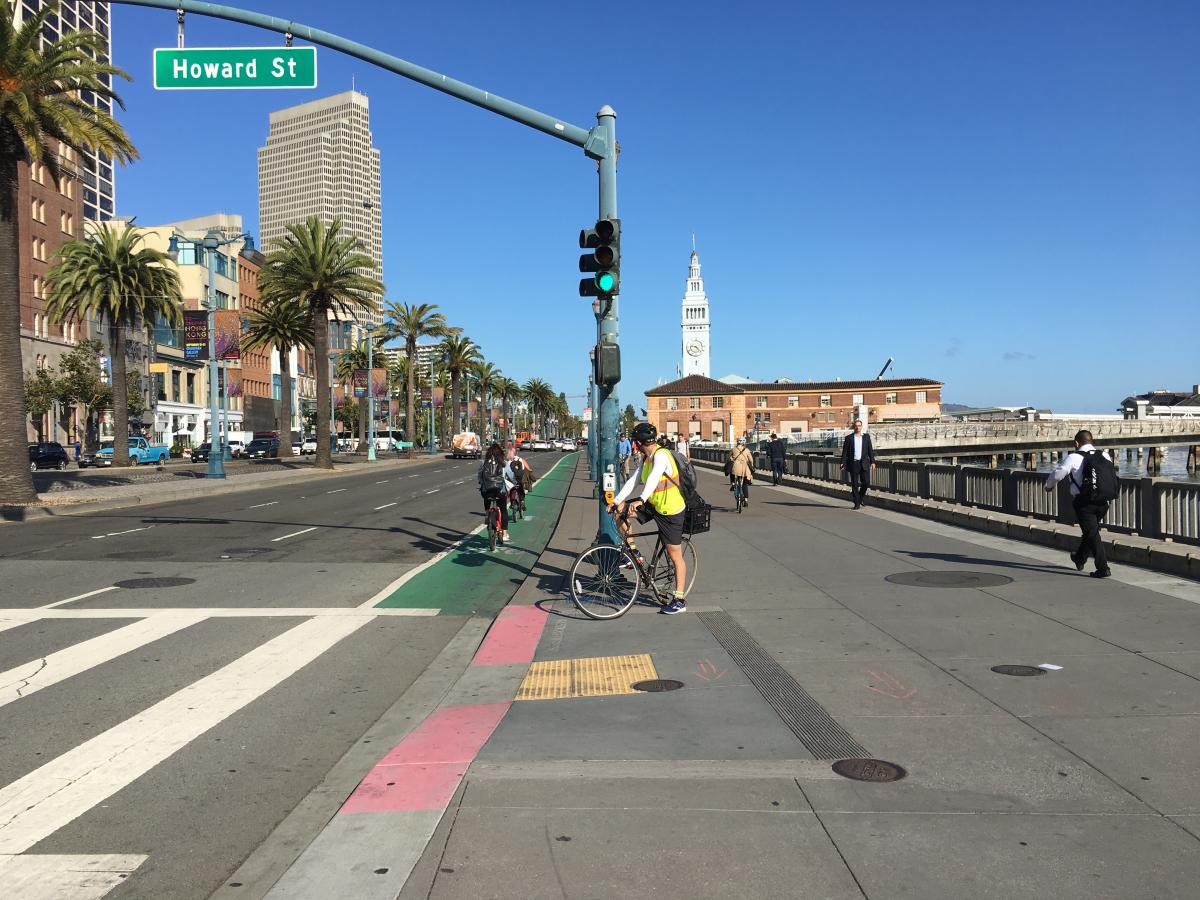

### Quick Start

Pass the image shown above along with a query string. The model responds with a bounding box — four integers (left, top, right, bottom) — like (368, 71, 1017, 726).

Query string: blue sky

(111, 0, 1199, 413)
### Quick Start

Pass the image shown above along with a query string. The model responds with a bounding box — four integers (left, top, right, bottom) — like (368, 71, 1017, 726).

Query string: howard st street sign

(154, 47, 317, 90)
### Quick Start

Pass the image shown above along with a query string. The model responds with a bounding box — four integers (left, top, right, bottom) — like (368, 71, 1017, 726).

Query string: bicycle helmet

(736, 436, 746, 445)
(631, 422, 657, 445)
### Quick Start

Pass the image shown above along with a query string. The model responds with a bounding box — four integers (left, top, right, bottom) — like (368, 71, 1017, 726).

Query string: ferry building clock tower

(681, 242, 711, 377)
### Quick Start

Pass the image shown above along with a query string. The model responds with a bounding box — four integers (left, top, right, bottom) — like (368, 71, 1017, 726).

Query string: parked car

(558, 439, 573, 451)
(301, 437, 318, 455)
(244, 437, 280, 459)
(189, 442, 212, 462)
(79, 436, 170, 467)
(28, 442, 70, 471)
(531, 439, 552, 451)
(519, 440, 533, 451)
(227, 439, 246, 458)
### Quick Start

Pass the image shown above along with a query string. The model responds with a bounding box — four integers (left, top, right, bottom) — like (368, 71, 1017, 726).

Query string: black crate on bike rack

(684, 502, 712, 535)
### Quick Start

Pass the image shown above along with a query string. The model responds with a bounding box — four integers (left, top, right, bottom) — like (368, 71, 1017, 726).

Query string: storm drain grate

(697, 612, 866, 760)
(113, 577, 195, 589)
(991, 664, 1045, 677)
(885, 570, 1013, 588)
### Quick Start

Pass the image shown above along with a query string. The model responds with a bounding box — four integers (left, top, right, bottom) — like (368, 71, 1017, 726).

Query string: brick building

(646, 375, 943, 442)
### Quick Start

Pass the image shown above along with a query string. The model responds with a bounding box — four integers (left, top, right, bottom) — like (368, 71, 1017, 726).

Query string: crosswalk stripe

(0, 614, 205, 708)
(0, 608, 439, 621)
(0, 853, 147, 900)
(0, 615, 370, 855)
(38, 587, 120, 610)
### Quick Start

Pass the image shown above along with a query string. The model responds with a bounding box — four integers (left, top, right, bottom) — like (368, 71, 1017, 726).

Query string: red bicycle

(485, 493, 504, 551)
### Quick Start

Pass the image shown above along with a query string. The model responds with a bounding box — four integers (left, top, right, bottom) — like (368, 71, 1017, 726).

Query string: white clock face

(686, 340, 704, 357)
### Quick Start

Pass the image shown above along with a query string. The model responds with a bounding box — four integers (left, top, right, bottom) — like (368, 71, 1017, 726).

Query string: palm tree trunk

(0, 147, 37, 503)
(313, 313, 332, 469)
(405, 336, 416, 459)
(450, 370, 461, 435)
(110, 324, 130, 466)
(278, 345, 293, 457)
(358, 396, 368, 453)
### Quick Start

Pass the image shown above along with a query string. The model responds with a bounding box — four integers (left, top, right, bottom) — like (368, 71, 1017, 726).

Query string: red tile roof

(645, 375, 942, 396)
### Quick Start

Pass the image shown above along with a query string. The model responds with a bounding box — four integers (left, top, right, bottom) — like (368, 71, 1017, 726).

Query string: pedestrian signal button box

(603, 472, 616, 492)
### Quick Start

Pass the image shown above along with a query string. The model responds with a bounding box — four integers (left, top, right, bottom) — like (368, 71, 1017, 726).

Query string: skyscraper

(258, 90, 384, 329)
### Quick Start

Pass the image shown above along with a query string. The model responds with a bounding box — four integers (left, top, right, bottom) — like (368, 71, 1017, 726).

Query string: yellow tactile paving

(515, 653, 658, 701)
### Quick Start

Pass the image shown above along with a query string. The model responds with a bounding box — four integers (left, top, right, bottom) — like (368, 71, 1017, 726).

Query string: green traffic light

(596, 272, 615, 292)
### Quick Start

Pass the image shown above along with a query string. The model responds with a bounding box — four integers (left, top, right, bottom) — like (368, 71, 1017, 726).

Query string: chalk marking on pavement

(0, 615, 370, 855)
(38, 586, 119, 610)
(374, 503, 397, 511)
(326, 488, 347, 494)
(247, 501, 278, 509)
(271, 527, 318, 542)
(0, 613, 205, 708)
(0, 853, 147, 900)
(90, 526, 153, 540)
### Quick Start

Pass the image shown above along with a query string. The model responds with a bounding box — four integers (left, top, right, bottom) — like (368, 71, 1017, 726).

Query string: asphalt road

(0, 451, 574, 900)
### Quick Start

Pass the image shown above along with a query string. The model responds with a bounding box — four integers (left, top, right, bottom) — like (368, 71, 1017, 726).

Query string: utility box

(595, 343, 620, 387)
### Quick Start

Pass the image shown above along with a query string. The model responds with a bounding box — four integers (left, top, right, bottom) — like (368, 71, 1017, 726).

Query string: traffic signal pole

(114, 0, 622, 541)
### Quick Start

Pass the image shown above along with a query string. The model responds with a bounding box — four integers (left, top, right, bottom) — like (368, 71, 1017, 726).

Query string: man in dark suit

(840, 418, 875, 509)
(767, 432, 787, 484)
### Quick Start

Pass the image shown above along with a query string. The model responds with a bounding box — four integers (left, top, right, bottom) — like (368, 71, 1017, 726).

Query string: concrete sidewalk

(380, 460, 1200, 899)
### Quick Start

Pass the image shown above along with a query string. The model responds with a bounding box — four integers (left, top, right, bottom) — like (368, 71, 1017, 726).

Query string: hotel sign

(154, 47, 317, 90)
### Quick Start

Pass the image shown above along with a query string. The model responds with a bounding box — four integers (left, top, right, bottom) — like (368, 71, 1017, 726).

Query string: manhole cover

(219, 547, 274, 559)
(885, 571, 1013, 588)
(106, 550, 172, 560)
(991, 664, 1046, 677)
(631, 679, 684, 693)
(832, 758, 907, 782)
(113, 577, 196, 589)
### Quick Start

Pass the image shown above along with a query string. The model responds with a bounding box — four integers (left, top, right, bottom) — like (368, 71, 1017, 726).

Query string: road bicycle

(568, 511, 701, 620)
(485, 493, 505, 551)
(732, 476, 747, 513)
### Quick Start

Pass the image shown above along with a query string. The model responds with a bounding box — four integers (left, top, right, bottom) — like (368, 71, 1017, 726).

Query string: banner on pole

(183, 311, 208, 360)
(214, 310, 241, 361)
(370, 368, 388, 400)
(352, 369, 368, 398)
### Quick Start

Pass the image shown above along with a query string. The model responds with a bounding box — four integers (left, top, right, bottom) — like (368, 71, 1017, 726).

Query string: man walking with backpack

(1044, 430, 1117, 578)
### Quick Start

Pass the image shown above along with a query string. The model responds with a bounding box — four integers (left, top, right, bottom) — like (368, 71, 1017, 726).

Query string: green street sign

(154, 47, 317, 90)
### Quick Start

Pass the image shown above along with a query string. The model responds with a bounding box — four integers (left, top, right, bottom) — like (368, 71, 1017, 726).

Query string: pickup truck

(79, 437, 170, 467)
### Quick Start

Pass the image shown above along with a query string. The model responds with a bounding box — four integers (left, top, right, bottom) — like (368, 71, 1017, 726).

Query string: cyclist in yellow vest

(609, 422, 689, 614)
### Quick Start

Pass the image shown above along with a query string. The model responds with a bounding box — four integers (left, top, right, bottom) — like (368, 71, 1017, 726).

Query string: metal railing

(693, 448, 1200, 546)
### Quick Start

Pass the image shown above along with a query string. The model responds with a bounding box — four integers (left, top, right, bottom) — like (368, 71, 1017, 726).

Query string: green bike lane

(372, 452, 578, 616)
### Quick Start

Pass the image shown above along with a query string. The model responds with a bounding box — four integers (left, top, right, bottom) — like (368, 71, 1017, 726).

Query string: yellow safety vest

(641, 447, 686, 517)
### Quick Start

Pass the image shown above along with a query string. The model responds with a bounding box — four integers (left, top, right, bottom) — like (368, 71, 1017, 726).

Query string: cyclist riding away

(608, 422, 689, 614)
(506, 443, 528, 512)
(478, 442, 510, 543)
(728, 436, 754, 505)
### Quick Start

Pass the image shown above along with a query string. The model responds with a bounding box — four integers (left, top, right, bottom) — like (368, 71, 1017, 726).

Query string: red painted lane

(340, 702, 510, 814)
(472, 604, 547, 666)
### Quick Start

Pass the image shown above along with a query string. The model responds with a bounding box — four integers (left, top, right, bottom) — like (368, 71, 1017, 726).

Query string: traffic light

(579, 218, 620, 297)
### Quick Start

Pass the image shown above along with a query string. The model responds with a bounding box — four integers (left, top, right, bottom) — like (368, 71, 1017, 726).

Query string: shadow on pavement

(895, 549, 1071, 574)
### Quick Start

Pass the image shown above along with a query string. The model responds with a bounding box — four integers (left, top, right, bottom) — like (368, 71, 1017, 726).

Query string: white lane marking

(0, 853, 147, 900)
(326, 488, 347, 494)
(89, 526, 153, 541)
(359, 522, 488, 609)
(0, 608, 438, 621)
(248, 501, 278, 509)
(38, 586, 119, 610)
(407, 474, 419, 478)
(433, 469, 443, 472)
(0, 615, 370, 855)
(375, 480, 390, 484)
(0, 620, 24, 636)
(374, 502, 397, 511)
(425, 489, 439, 495)
(271, 527, 318, 542)
(0, 614, 205, 708)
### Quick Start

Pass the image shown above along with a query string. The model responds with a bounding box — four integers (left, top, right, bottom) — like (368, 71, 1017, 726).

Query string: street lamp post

(366, 323, 377, 462)
(328, 353, 338, 455)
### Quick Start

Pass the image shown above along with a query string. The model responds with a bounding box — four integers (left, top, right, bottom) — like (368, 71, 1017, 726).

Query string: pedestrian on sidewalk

(840, 418, 875, 508)
(767, 432, 787, 485)
(727, 437, 754, 505)
(1044, 429, 1116, 578)
(618, 432, 632, 479)
(676, 434, 689, 459)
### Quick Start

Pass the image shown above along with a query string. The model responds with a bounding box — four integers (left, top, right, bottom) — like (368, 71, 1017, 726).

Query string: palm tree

(379, 301, 455, 458)
(522, 378, 554, 437)
(44, 225, 182, 466)
(472, 361, 500, 437)
(388, 353, 410, 439)
(439, 333, 480, 436)
(335, 338, 372, 451)
(0, 4, 136, 501)
(435, 369, 451, 449)
(494, 376, 520, 441)
(257, 217, 383, 469)
(241, 298, 314, 457)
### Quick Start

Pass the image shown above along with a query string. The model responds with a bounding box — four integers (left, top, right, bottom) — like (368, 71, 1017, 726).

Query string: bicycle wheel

(736, 483, 744, 513)
(569, 544, 639, 619)
(648, 539, 698, 598)
(487, 505, 498, 551)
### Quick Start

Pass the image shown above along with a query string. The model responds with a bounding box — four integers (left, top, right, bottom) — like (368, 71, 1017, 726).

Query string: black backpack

(480, 460, 505, 493)
(1074, 449, 1119, 502)
(510, 458, 524, 481)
